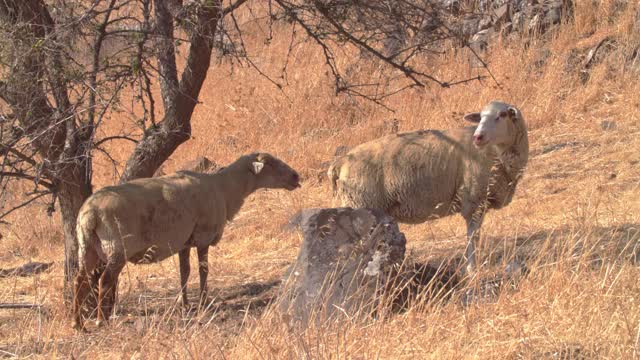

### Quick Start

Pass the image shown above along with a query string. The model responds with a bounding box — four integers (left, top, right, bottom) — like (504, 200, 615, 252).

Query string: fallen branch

(0, 303, 44, 310)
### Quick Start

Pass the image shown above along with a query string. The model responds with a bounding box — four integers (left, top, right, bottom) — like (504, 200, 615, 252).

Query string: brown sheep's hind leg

(72, 271, 91, 331)
(197, 246, 209, 307)
(178, 248, 191, 308)
(96, 258, 125, 327)
(72, 247, 99, 331)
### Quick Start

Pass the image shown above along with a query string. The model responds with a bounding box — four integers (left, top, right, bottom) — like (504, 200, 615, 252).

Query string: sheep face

(251, 153, 301, 191)
(464, 101, 519, 149)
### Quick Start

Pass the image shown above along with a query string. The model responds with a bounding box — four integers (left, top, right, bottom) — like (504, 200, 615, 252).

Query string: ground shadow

(393, 222, 640, 309)
(98, 223, 639, 331)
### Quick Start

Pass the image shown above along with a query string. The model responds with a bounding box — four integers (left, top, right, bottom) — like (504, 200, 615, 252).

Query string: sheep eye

(499, 111, 507, 117)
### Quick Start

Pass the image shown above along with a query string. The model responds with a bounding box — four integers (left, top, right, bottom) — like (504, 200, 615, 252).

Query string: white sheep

(328, 101, 529, 274)
(72, 152, 301, 330)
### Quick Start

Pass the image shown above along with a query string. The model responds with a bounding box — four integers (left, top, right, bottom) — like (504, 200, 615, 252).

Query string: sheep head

(250, 153, 301, 191)
(464, 101, 523, 149)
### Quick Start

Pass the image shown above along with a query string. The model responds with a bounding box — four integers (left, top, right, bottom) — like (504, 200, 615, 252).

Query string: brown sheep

(72, 153, 300, 330)
(328, 101, 529, 274)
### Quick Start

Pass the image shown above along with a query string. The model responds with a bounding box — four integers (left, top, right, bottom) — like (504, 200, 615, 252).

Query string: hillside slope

(0, 1, 639, 358)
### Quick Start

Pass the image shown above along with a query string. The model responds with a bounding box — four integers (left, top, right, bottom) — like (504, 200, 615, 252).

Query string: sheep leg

(197, 246, 209, 306)
(72, 248, 99, 330)
(86, 262, 105, 315)
(96, 259, 125, 326)
(178, 248, 191, 307)
(72, 271, 91, 330)
(464, 213, 485, 275)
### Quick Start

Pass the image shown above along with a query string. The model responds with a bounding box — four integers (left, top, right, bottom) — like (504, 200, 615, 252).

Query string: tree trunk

(57, 175, 92, 305)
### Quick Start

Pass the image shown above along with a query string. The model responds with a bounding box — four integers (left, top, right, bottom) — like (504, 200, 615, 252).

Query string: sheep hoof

(71, 321, 86, 332)
(465, 264, 477, 277)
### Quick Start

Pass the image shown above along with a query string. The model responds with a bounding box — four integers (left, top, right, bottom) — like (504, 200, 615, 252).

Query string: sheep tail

(76, 208, 98, 272)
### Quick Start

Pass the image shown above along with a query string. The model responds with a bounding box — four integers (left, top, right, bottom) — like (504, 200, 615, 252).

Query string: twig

(0, 191, 51, 222)
(93, 135, 139, 147)
(223, 0, 250, 15)
(0, 303, 44, 310)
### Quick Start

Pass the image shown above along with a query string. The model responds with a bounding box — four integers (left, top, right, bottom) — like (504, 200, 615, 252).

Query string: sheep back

(332, 127, 497, 224)
(79, 172, 227, 264)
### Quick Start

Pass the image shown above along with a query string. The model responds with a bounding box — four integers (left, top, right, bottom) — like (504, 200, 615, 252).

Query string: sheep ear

(251, 161, 264, 175)
(508, 107, 519, 121)
(464, 112, 481, 123)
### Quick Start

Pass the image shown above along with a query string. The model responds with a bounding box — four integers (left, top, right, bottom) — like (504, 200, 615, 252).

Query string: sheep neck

(207, 160, 259, 222)
(487, 127, 529, 208)
(496, 125, 529, 183)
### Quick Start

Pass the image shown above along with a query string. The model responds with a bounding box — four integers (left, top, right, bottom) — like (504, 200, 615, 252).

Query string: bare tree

(0, 0, 483, 305)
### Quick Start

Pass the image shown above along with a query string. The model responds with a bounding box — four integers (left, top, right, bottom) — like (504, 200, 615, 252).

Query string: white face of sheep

(464, 101, 520, 149)
(251, 153, 301, 191)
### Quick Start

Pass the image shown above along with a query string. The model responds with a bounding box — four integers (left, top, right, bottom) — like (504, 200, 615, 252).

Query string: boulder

(458, 0, 574, 45)
(279, 208, 406, 326)
(179, 156, 219, 173)
(153, 156, 219, 178)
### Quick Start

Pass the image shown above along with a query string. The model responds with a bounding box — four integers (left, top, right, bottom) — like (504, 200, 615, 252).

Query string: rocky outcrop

(452, 0, 574, 61)
(280, 208, 406, 325)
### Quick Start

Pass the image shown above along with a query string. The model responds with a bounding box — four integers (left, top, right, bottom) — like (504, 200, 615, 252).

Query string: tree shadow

(114, 278, 282, 330)
(393, 223, 640, 309)
(110, 223, 638, 328)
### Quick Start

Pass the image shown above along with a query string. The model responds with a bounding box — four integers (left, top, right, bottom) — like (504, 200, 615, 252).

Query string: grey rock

(464, 0, 573, 37)
(442, 0, 461, 14)
(493, 3, 511, 26)
(512, 11, 525, 31)
(154, 156, 220, 178)
(544, 5, 562, 26)
(463, 15, 482, 38)
(179, 156, 220, 173)
(279, 208, 406, 326)
(0, 261, 53, 278)
(470, 29, 494, 60)
(529, 13, 543, 32)
(600, 120, 617, 131)
(479, 16, 494, 31)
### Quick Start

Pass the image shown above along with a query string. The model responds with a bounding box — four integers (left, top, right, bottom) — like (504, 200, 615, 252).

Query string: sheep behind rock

(329, 101, 529, 274)
(72, 153, 301, 330)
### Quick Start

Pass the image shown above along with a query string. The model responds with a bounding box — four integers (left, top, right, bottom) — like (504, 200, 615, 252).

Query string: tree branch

(0, 172, 53, 189)
(93, 135, 139, 147)
(223, 0, 249, 15)
(0, 190, 52, 222)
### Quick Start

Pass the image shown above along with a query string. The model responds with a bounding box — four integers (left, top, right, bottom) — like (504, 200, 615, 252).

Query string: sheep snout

(473, 133, 488, 147)
(286, 173, 301, 190)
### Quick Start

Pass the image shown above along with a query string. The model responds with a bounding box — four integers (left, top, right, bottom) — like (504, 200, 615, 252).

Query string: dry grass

(1, 1, 640, 358)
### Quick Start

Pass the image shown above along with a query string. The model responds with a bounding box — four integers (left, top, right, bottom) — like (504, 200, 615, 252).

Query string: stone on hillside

(153, 156, 219, 178)
(279, 208, 406, 326)
(179, 156, 219, 173)
(458, 0, 574, 44)
(600, 120, 617, 131)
